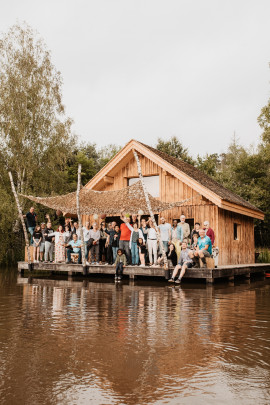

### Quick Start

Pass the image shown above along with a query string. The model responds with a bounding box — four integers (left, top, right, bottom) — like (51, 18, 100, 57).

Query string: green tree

(0, 23, 75, 198)
(156, 136, 195, 165)
(0, 23, 75, 262)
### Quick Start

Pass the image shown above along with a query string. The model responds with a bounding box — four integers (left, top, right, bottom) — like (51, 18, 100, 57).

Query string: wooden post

(8, 171, 32, 270)
(132, 150, 168, 271)
(76, 164, 87, 274)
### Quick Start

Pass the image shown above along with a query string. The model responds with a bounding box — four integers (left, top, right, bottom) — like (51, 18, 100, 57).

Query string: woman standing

(51, 225, 66, 263)
(124, 221, 145, 265)
(33, 225, 42, 263)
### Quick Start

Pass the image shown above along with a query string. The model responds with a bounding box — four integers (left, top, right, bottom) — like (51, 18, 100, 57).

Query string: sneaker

(175, 279, 181, 284)
(139, 264, 145, 267)
(66, 260, 71, 264)
(86, 261, 90, 266)
(168, 278, 175, 283)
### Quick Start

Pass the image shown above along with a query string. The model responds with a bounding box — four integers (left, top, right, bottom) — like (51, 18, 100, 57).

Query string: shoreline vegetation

(0, 23, 270, 265)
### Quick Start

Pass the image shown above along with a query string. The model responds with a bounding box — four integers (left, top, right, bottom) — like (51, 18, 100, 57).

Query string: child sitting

(168, 241, 193, 284)
(114, 248, 127, 281)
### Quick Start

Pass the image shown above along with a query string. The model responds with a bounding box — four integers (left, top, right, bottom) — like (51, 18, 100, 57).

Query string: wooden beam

(103, 175, 114, 184)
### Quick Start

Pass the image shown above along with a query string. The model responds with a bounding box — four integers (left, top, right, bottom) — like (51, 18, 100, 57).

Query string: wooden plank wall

(83, 155, 219, 247)
(218, 208, 254, 265)
(83, 154, 256, 265)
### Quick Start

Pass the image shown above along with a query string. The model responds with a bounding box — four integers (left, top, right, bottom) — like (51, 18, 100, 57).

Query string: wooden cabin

(83, 140, 264, 266)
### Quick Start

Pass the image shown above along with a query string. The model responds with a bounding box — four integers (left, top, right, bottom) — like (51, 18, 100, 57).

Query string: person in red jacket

(203, 221, 215, 245)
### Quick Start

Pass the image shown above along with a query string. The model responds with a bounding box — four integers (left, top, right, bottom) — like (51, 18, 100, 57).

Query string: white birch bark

(133, 150, 168, 269)
(8, 171, 31, 264)
(76, 164, 86, 267)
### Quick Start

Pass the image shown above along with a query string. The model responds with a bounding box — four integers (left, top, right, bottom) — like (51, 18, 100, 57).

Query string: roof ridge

(136, 140, 263, 214)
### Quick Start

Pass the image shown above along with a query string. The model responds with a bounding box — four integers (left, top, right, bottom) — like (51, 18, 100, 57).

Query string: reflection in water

(0, 269, 270, 404)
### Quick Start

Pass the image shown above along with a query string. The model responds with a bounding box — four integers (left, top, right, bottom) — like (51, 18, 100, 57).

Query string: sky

(1, 0, 270, 157)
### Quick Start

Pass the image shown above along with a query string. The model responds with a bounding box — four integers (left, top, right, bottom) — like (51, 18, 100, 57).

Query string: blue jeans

(131, 242, 139, 265)
(112, 247, 118, 263)
(159, 241, 168, 254)
(28, 226, 35, 245)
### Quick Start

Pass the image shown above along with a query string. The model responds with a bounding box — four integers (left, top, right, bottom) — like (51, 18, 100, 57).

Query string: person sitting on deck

(65, 234, 83, 264)
(203, 221, 215, 245)
(168, 241, 193, 283)
(157, 242, 178, 268)
(189, 229, 212, 268)
(114, 248, 127, 281)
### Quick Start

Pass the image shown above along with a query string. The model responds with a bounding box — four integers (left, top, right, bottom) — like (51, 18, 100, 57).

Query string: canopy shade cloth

(20, 181, 196, 216)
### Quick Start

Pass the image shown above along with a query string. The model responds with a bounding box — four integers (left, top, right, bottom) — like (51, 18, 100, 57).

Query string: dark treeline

(0, 23, 269, 264)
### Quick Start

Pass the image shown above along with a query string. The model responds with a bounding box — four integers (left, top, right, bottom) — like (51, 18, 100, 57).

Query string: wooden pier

(17, 262, 270, 283)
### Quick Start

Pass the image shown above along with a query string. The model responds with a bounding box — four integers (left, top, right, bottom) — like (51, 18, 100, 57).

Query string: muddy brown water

(0, 268, 270, 405)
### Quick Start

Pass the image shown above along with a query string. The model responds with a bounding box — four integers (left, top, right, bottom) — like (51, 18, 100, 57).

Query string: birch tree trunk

(132, 150, 168, 269)
(8, 171, 31, 264)
(76, 164, 86, 267)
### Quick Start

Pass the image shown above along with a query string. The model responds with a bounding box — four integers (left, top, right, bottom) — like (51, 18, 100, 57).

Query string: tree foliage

(156, 136, 195, 165)
(0, 23, 75, 197)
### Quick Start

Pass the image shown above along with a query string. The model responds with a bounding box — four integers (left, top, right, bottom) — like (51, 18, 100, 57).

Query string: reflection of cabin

(84, 140, 264, 266)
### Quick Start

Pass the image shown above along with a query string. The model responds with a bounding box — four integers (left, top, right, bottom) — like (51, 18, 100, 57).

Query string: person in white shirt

(147, 220, 158, 266)
(158, 217, 171, 253)
(83, 222, 91, 261)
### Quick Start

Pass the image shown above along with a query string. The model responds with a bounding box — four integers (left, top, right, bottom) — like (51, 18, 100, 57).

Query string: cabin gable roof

(85, 139, 264, 220)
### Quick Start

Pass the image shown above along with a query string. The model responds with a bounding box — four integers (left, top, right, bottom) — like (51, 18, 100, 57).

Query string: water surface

(0, 268, 270, 404)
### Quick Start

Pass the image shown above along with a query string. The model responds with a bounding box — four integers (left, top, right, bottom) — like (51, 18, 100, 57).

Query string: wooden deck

(17, 261, 270, 283)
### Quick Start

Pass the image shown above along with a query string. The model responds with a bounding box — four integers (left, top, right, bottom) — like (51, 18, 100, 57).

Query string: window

(234, 223, 240, 240)
(128, 175, 159, 197)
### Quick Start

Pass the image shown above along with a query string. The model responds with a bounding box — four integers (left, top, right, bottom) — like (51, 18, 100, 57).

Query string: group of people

(24, 207, 215, 282)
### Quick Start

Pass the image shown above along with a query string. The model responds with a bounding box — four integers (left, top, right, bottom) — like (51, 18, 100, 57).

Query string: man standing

(171, 219, 183, 259)
(203, 221, 215, 245)
(44, 222, 55, 263)
(158, 217, 171, 253)
(119, 212, 132, 265)
(66, 234, 83, 264)
(24, 207, 37, 245)
(178, 215, 190, 240)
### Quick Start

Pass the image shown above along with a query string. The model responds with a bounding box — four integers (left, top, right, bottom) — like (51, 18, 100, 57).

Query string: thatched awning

(20, 181, 192, 215)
